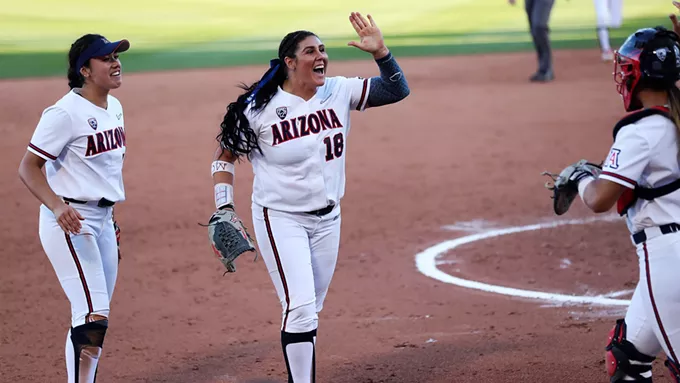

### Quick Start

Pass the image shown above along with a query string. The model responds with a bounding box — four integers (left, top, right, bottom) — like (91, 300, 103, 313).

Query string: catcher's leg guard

(606, 319, 655, 382)
(282, 329, 316, 383)
(666, 358, 680, 383)
(67, 319, 108, 383)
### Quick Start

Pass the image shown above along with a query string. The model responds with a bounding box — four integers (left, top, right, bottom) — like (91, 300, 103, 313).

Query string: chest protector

(613, 106, 680, 215)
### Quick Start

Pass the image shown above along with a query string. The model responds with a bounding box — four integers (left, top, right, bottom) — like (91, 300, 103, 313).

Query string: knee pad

(285, 302, 317, 333)
(605, 319, 655, 382)
(281, 329, 317, 347)
(666, 358, 680, 383)
(71, 319, 108, 350)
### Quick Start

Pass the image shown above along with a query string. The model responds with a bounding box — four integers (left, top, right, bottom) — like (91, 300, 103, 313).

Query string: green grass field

(0, 0, 675, 79)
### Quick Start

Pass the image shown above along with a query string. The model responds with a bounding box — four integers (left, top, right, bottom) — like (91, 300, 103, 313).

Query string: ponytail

(217, 59, 286, 159)
(668, 86, 680, 147)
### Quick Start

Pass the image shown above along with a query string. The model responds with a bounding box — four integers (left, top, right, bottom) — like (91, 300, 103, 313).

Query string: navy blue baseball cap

(76, 36, 130, 73)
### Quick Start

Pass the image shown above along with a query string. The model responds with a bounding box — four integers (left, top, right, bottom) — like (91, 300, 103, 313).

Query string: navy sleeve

(366, 53, 410, 108)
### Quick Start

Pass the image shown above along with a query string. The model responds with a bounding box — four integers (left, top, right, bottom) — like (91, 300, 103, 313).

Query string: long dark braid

(217, 30, 317, 159)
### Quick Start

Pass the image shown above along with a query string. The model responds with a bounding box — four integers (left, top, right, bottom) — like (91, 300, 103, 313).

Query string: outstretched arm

(347, 12, 410, 107)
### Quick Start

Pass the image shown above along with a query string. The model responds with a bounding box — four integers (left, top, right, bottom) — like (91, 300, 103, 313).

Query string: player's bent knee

(605, 319, 655, 382)
(666, 358, 680, 383)
(73, 309, 110, 327)
(285, 302, 318, 333)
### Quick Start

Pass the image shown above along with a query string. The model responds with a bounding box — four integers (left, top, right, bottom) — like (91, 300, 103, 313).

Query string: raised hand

(347, 12, 389, 59)
(671, 1, 680, 36)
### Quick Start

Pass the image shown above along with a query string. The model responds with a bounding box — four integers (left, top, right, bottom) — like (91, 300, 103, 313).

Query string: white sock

(598, 28, 611, 52)
(285, 342, 314, 383)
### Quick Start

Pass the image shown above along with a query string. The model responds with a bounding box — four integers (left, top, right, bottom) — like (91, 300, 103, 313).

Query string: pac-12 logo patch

(87, 118, 98, 130)
(606, 148, 621, 169)
(276, 107, 288, 120)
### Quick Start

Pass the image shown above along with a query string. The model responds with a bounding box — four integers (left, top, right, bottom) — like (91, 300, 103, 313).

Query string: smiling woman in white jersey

(18, 34, 129, 383)
(562, 26, 680, 382)
(209, 12, 409, 383)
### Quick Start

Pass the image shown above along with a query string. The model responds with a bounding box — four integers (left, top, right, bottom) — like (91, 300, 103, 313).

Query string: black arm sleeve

(366, 52, 410, 108)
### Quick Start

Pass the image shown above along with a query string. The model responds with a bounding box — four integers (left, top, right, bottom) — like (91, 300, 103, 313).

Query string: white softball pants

(39, 203, 118, 327)
(625, 230, 680, 367)
(251, 202, 341, 334)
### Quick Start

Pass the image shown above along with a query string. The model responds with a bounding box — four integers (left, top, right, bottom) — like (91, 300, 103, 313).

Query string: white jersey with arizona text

(27, 89, 127, 202)
(247, 76, 370, 212)
(600, 114, 680, 233)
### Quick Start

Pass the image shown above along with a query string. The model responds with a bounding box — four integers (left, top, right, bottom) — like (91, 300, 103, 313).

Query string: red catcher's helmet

(614, 26, 680, 111)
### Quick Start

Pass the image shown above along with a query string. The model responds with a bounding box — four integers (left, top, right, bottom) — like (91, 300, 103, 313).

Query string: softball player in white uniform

(571, 27, 680, 382)
(210, 12, 409, 382)
(18, 34, 129, 383)
(594, 0, 624, 61)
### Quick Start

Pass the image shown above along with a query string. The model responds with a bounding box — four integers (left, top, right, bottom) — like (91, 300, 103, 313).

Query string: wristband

(578, 177, 595, 201)
(214, 183, 234, 209)
(211, 161, 235, 176)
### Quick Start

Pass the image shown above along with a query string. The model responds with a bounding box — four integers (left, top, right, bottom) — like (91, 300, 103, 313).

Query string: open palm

(348, 12, 388, 57)
(672, 1, 680, 36)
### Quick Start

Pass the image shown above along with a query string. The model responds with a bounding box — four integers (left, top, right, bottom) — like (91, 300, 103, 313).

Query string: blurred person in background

(510, 0, 556, 82)
(594, 0, 623, 62)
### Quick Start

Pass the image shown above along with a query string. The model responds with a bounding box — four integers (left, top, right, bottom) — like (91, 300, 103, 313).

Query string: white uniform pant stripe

(263, 207, 292, 331)
(643, 242, 679, 362)
(65, 234, 94, 322)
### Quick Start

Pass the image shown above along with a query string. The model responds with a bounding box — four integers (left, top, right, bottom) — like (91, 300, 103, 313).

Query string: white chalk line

(415, 215, 632, 306)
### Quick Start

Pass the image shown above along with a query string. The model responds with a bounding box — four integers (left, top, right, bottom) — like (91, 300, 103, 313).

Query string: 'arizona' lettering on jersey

(85, 127, 127, 156)
(271, 108, 343, 146)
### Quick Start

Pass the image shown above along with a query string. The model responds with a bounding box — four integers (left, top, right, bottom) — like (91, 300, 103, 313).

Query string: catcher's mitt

(205, 206, 257, 273)
(542, 159, 602, 215)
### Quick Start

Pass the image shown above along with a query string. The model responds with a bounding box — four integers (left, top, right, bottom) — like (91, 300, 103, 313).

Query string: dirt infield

(0, 49, 671, 382)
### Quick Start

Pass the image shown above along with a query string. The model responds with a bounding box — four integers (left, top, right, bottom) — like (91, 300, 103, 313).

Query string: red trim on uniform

(356, 79, 368, 111)
(65, 234, 93, 322)
(652, 105, 670, 113)
(263, 208, 291, 331)
(601, 171, 637, 187)
(643, 243, 678, 362)
(28, 143, 57, 160)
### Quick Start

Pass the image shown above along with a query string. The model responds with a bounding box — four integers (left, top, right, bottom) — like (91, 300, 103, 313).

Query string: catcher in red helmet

(543, 26, 680, 382)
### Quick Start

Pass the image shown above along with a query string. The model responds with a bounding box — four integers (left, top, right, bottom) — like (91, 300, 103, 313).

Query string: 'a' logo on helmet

(674, 46, 680, 67)
(655, 48, 668, 62)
